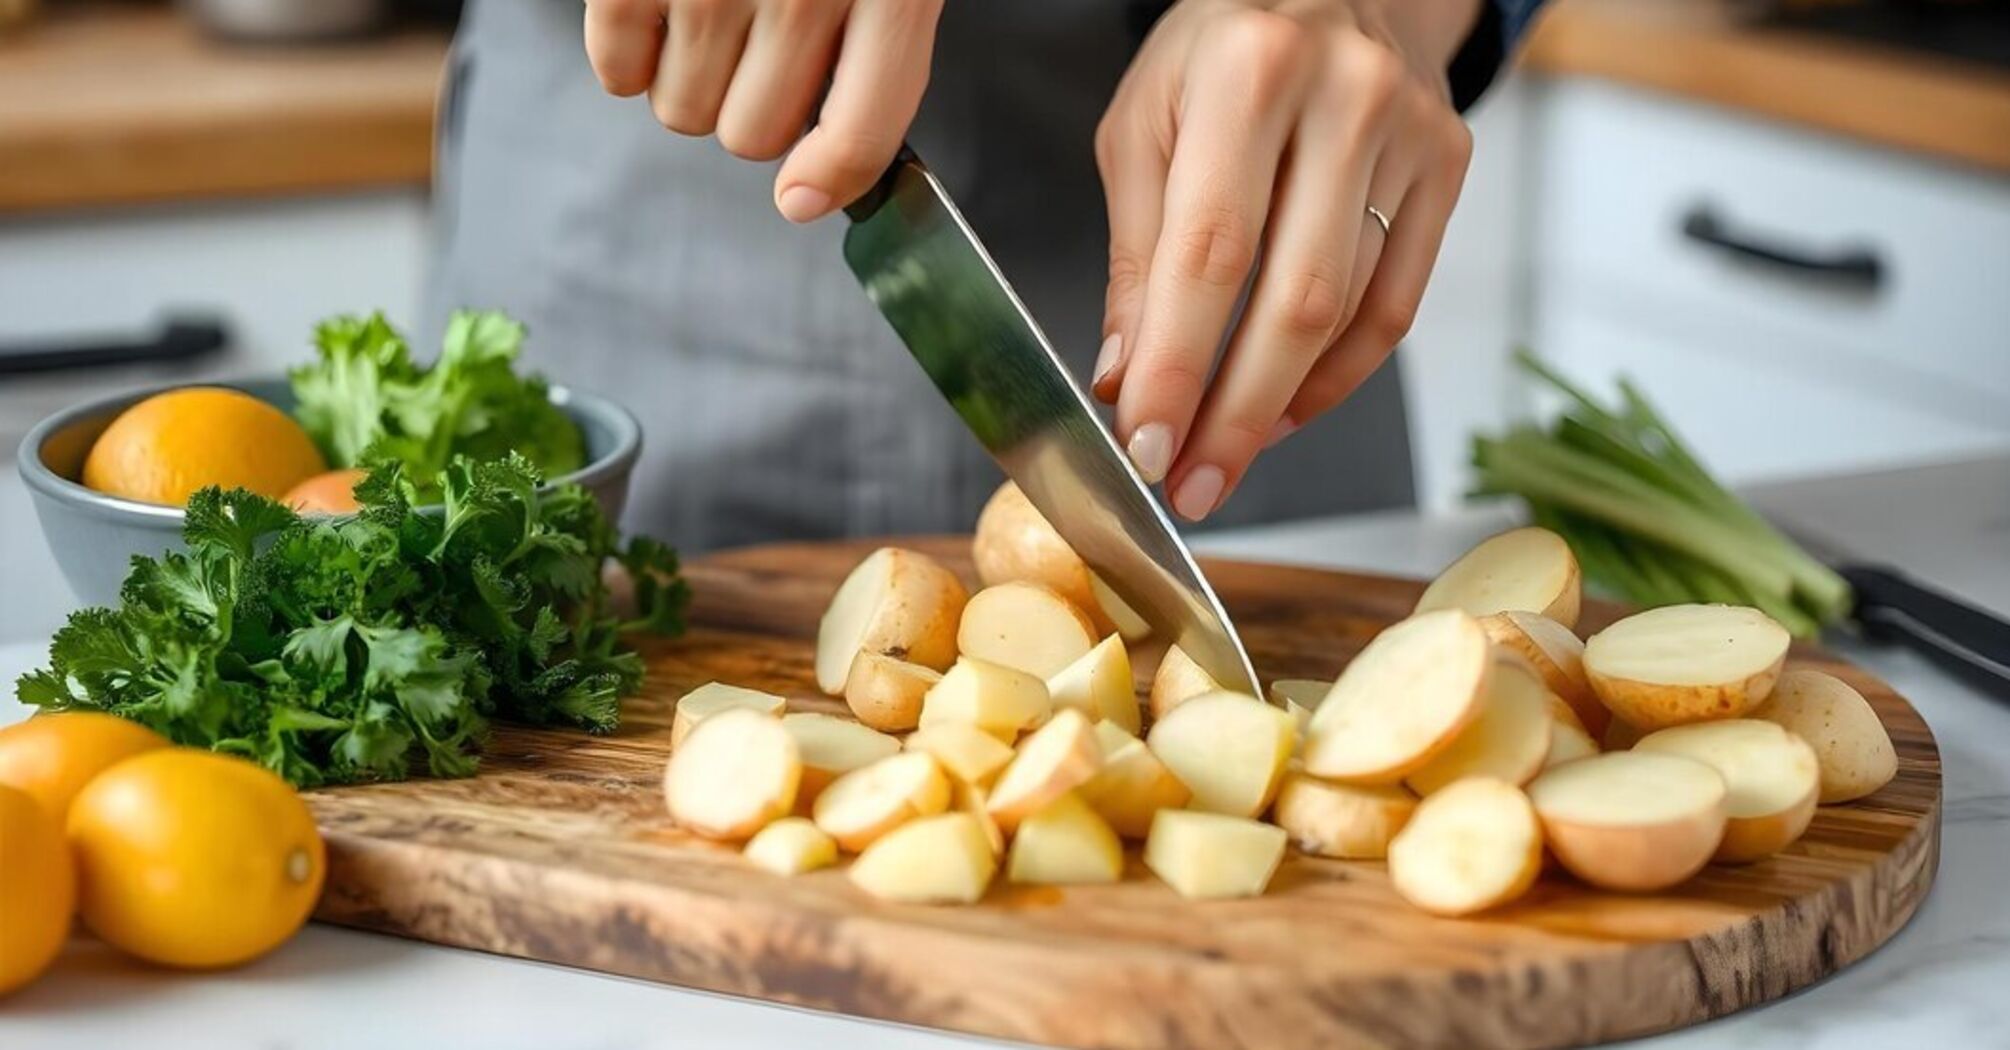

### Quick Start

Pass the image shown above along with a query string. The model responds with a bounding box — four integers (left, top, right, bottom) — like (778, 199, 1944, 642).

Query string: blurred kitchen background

(2, 0, 2007, 641)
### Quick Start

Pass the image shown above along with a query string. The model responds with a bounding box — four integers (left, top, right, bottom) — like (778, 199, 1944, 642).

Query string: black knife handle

(844, 143, 920, 224)
(1841, 564, 2010, 702)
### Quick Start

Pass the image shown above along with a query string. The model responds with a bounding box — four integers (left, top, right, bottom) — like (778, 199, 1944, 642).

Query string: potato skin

(1751, 669, 1897, 803)
(1587, 666, 1783, 732)
(1539, 808, 1725, 891)
(971, 482, 1113, 634)
(844, 654, 939, 732)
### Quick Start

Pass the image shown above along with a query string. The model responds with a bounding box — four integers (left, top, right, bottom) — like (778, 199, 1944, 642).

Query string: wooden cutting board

(310, 537, 1942, 1050)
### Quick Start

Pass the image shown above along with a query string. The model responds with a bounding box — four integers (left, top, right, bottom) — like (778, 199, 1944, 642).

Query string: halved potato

(1634, 719, 1820, 863)
(743, 817, 838, 876)
(1271, 773, 1417, 860)
(972, 481, 1113, 635)
(1750, 668, 1897, 803)
(1006, 792, 1124, 886)
(1584, 604, 1790, 730)
(811, 750, 951, 852)
(903, 723, 1016, 787)
(919, 657, 1052, 742)
(1405, 656, 1555, 796)
(987, 709, 1103, 830)
(1527, 751, 1727, 891)
(1483, 611, 1606, 737)
(1148, 644, 1222, 721)
(663, 709, 801, 840)
(1388, 777, 1542, 916)
(1079, 722, 1191, 839)
(843, 653, 941, 732)
(849, 812, 998, 904)
(1414, 527, 1581, 629)
(670, 682, 786, 752)
(1146, 691, 1295, 817)
(1091, 571, 1153, 642)
(1047, 635, 1141, 733)
(1545, 719, 1600, 770)
(783, 712, 902, 807)
(815, 547, 968, 694)
(1303, 610, 1491, 785)
(1144, 810, 1288, 900)
(957, 582, 1099, 680)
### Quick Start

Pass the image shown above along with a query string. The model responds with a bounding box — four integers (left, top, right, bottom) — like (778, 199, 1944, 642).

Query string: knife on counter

(839, 146, 1261, 697)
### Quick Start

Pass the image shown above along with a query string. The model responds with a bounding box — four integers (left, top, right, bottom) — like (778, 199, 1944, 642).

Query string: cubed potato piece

(843, 653, 941, 732)
(783, 712, 902, 808)
(671, 682, 786, 752)
(1091, 571, 1153, 642)
(663, 709, 801, 840)
(1303, 610, 1491, 785)
(1267, 679, 1330, 738)
(1584, 604, 1790, 731)
(1148, 645, 1222, 721)
(953, 780, 1006, 855)
(987, 709, 1103, 830)
(1635, 719, 1820, 862)
(1006, 792, 1123, 886)
(811, 751, 952, 852)
(816, 547, 968, 694)
(1750, 668, 1897, 803)
(971, 481, 1114, 635)
(743, 817, 838, 876)
(1046, 635, 1141, 733)
(1079, 723, 1191, 839)
(1405, 656, 1554, 796)
(903, 723, 1016, 787)
(849, 812, 998, 904)
(919, 657, 1052, 742)
(1146, 692, 1295, 817)
(1144, 810, 1288, 900)
(1527, 751, 1727, 891)
(1388, 777, 1542, 916)
(1483, 611, 1607, 737)
(1271, 773, 1417, 860)
(1414, 527, 1581, 630)
(957, 582, 1099, 680)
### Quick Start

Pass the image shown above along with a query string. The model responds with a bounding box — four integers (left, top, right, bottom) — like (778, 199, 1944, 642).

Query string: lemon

(0, 783, 73, 996)
(82, 387, 327, 507)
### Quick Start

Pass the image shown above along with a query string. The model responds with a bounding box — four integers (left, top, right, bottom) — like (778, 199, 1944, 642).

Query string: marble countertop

(4, 457, 2006, 1050)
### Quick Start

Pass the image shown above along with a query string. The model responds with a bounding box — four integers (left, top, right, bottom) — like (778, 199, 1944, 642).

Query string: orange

(0, 783, 74, 996)
(81, 387, 327, 507)
(68, 749, 324, 969)
(281, 467, 369, 515)
(0, 712, 169, 823)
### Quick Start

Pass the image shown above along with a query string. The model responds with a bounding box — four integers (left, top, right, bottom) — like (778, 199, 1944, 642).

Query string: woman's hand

(583, 0, 944, 223)
(1091, 0, 1480, 520)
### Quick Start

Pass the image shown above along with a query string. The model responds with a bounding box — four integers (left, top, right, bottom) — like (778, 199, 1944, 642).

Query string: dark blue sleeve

(1449, 0, 1549, 111)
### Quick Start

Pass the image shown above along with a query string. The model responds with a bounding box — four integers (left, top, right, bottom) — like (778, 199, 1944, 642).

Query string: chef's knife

(840, 146, 1260, 696)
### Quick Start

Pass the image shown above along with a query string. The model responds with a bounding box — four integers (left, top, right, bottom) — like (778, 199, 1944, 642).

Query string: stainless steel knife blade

(841, 147, 1260, 696)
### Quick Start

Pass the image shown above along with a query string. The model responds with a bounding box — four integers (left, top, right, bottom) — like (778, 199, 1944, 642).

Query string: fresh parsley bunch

(17, 455, 688, 787)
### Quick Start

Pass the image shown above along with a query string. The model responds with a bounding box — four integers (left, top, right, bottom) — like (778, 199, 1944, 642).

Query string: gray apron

(426, 0, 1414, 552)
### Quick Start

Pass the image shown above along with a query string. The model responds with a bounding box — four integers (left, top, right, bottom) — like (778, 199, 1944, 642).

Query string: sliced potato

(849, 812, 998, 904)
(1144, 810, 1288, 900)
(1415, 527, 1581, 629)
(1303, 610, 1491, 785)
(1751, 668, 1897, 803)
(663, 709, 801, 841)
(670, 682, 786, 752)
(987, 709, 1103, 830)
(1405, 656, 1554, 796)
(1079, 723, 1191, 839)
(903, 723, 1016, 787)
(811, 751, 952, 852)
(1047, 635, 1141, 733)
(1584, 604, 1790, 731)
(1091, 571, 1153, 642)
(843, 653, 941, 732)
(1006, 792, 1124, 886)
(957, 582, 1099, 680)
(1146, 691, 1295, 817)
(1388, 777, 1542, 916)
(1635, 719, 1820, 863)
(1545, 719, 1600, 770)
(919, 657, 1052, 742)
(1271, 773, 1418, 860)
(743, 817, 838, 876)
(783, 712, 903, 807)
(815, 547, 968, 695)
(1527, 751, 1727, 891)
(971, 481, 1113, 634)
(1148, 644, 1222, 721)
(1483, 611, 1606, 737)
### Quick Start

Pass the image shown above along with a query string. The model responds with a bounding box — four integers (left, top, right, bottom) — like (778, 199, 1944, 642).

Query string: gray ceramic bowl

(20, 377, 641, 608)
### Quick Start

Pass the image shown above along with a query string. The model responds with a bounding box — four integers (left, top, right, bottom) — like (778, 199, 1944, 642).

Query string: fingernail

(1092, 333, 1123, 387)
(1172, 465, 1226, 522)
(1126, 423, 1175, 483)
(777, 185, 832, 224)
(1265, 417, 1300, 449)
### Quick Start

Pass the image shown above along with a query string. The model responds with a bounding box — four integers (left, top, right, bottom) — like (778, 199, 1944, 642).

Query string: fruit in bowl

(82, 387, 329, 507)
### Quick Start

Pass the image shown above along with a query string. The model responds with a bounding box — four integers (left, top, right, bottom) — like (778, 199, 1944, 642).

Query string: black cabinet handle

(1681, 204, 1884, 291)
(0, 315, 229, 376)
(1841, 564, 2010, 704)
